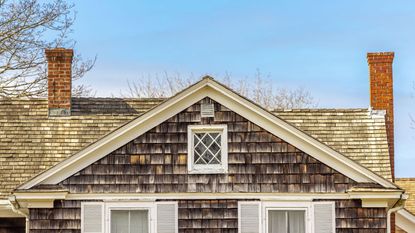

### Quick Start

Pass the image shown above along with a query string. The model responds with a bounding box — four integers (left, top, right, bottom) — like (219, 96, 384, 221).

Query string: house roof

(0, 88, 392, 197)
(396, 178, 415, 215)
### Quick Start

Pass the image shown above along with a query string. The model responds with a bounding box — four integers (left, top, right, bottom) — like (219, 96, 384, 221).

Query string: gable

(18, 77, 397, 190)
(58, 98, 373, 193)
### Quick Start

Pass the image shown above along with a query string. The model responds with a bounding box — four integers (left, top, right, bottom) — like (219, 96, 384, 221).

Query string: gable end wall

(56, 98, 375, 194)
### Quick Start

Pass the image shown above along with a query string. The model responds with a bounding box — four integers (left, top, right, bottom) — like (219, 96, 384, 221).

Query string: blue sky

(71, 1, 415, 177)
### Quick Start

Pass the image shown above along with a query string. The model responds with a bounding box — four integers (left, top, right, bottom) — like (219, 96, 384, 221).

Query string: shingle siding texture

(59, 98, 372, 194)
(0, 97, 390, 197)
(28, 199, 387, 233)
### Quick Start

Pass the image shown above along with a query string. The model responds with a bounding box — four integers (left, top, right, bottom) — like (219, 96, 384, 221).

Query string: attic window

(187, 125, 228, 173)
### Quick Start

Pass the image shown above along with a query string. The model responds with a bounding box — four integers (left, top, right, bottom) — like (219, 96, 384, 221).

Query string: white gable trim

(18, 77, 397, 189)
(396, 209, 415, 232)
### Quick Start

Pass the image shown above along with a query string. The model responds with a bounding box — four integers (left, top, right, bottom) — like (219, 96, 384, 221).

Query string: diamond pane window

(188, 125, 227, 173)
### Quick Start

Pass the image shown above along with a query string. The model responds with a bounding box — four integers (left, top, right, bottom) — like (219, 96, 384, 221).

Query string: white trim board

(70, 192, 402, 201)
(262, 201, 314, 233)
(187, 124, 228, 174)
(12, 191, 403, 201)
(396, 209, 415, 232)
(18, 77, 397, 189)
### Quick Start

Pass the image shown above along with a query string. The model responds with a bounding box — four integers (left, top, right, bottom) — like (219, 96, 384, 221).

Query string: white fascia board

(18, 77, 396, 190)
(13, 192, 402, 207)
(396, 209, 415, 232)
(62, 192, 401, 201)
(347, 191, 403, 199)
(12, 191, 68, 200)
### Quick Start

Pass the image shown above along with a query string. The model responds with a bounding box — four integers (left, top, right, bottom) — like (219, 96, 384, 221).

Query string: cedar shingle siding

(29, 200, 387, 233)
(0, 97, 391, 198)
(58, 98, 371, 193)
(26, 98, 388, 232)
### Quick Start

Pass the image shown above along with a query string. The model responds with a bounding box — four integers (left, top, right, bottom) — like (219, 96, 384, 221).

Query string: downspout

(8, 196, 29, 233)
(387, 195, 405, 233)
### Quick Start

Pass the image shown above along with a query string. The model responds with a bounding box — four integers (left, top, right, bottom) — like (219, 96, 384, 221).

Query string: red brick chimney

(45, 48, 73, 117)
(367, 52, 395, 180)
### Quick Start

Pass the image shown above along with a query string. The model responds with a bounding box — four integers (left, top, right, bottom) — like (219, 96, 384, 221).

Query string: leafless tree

(0, 0, 95, 98)
(122, 70, 317, 109)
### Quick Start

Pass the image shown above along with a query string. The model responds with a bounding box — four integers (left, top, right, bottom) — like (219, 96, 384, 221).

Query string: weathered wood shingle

(0, 97, 391, 197)
(58, 98, 378, 193)
(29, 199, 387, 233)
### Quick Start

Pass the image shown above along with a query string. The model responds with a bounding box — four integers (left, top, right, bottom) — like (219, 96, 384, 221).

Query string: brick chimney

(45, 48, 73, 117)
(367, 52, 395, 180)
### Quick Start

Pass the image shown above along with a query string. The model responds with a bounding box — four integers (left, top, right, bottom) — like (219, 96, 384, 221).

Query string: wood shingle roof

(0, 98, 391, 198)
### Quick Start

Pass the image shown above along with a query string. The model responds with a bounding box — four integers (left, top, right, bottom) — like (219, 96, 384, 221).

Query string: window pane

(111, 210, 129, 233)
(288, 211, 305, 233)
(193, 131, 222, 166)
(268, 210, 287, 233)
(268, 210, 305, 233)
(130, 210, 149, 233)
(201, 134, 213, 146)
(111, 210, 148, 233)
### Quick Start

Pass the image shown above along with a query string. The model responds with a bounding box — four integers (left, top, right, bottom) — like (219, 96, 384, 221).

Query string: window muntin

(111, 209, 149, 233)
(193, 132, 221, 165)
(188, 125, 227, 173)
(268, 210, 305, 233)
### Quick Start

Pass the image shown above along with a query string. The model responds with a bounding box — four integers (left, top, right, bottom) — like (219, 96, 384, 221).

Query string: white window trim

(187, 125, 228, 174)
(262, 201, 314, 233)
(105, 202, 156, 233)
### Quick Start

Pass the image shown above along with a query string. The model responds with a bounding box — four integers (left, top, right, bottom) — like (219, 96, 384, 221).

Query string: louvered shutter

(239, 202, 261, 233)
(314, 202, 335, 233)
(81, 202, 104, 233)
(157, 202, 177, 233)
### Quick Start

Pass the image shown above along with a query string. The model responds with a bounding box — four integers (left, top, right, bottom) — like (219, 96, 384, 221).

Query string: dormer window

(187, 125, 228, 173)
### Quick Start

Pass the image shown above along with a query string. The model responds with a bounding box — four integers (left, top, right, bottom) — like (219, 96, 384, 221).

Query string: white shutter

(81, 202, 104, 233)
(313, 202, 335, 233)
(238, 202, 261, 233)
(156, 202, 178, 233)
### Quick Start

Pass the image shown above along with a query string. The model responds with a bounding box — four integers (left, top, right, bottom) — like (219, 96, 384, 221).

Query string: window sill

(188, 168, 228, 174)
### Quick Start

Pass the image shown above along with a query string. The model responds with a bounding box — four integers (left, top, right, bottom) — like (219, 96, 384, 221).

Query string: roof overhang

(11, 190, 403, 208)
(18, 77, 398, 190)
(347, 189, 406, 208)
(0, 200, 25, 217)
(11, 191, 68, 209)
(396, 209, 415, 232)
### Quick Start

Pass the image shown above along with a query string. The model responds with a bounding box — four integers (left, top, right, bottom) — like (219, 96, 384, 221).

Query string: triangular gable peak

(18, 76, 397, 189)
(59, 97, 366, 193)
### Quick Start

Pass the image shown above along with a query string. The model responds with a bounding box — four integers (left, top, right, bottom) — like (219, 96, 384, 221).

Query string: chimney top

(367, 51, 395, 180)
(45, 48, 74, 62)
(46, 48, 73, 117)
(367, 52, 394, 63)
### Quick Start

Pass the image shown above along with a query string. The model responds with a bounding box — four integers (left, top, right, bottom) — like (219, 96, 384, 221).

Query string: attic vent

(201, 103, 214, 118)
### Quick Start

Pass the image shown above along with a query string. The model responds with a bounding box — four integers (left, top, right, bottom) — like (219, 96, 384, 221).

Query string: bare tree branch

(0, 0, 95, 98)
(121, 71, 317, 109)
